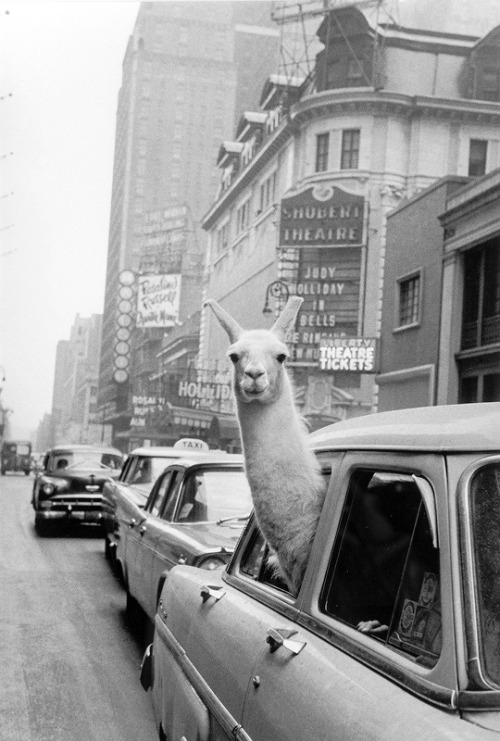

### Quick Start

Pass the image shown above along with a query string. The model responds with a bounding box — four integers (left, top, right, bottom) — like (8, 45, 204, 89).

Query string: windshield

(176, 469, 252, 524)
(470, 462, 500, 687)
(49, 451, 122, 472)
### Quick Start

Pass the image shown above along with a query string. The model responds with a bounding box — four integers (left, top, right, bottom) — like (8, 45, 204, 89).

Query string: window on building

(341, 129, 360, 169)
(216, 221, 229, 255)
(315, 133, 330, 172)
(397, 272, 421, 328)
(462, 240, 500, 350)
(347, 58, 365, 85)
(236, 199, 250, 234)
(478, 68, 500, 101)
(259, 171, 277, 213)
(468, 139, 488, 176)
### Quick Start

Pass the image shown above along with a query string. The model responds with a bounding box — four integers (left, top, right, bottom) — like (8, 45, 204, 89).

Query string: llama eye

(229, 353, 239, 364)
(277, 353, 287, 364)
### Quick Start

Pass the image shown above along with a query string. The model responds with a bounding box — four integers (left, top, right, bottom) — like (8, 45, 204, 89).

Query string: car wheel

(125, 589, 144, 630)
(35, 519, 53, 537)
(104, 536, 112, 561)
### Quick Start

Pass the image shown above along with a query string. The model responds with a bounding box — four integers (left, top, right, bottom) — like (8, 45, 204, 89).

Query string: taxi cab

(141, 403, 500, 741)
(120, 451, 252, 626)
(102, 438, 211, 568)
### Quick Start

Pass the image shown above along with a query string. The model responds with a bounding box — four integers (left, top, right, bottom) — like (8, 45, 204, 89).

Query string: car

(32, 444, 123, 535)
(141, 402, 500, 741)
(1, 440, 32, 475)
(102, 439, 210, 568)
(119, 452, 252, 627)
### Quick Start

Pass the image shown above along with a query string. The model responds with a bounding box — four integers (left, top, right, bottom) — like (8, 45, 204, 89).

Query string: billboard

(319, 338, 377, 373)
(136, 274, 181, 328)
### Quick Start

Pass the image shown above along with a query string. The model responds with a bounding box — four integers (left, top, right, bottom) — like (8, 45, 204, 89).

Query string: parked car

(32, 444, 123, 535)
(141, 402, 500, 741)
(1, 440, 32, 475)
(102, 439, 209, 568)
(120, 452, 252, 625)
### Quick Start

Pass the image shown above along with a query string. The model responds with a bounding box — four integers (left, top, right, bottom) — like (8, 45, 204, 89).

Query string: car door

(130, 469, 182, 618)
(155, 522, 302, 741)
(241, 450, 462, 741)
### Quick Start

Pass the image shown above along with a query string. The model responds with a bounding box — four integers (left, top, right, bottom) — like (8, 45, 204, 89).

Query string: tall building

(51, 314, 104, 444)
(98, 1, 279, 448)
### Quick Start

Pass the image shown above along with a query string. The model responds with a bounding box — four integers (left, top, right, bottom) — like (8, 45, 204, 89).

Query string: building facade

(200, 6, 500, 428)
(97, 1, 279, 450)
(377, 166, 500, 411)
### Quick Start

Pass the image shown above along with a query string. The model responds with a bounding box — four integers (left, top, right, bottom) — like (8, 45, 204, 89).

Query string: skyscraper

(97, 2, 279, 444)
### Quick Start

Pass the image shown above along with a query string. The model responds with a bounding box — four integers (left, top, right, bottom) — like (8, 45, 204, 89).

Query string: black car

(32, 444, 123, 535)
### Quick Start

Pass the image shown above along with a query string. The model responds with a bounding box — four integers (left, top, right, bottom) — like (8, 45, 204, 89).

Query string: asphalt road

(0, 472, 158, 741)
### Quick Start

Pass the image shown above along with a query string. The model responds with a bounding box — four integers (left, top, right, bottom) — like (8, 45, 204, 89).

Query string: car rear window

(124, 456, 178, 486)
(175, 469, 252, 523)
(50, 451, 122, 471)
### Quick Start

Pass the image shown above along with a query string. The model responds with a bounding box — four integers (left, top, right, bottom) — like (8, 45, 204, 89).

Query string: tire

(104, 536, 112, 561)
(125, 589, 144, 629)
(35, 518, 54, 537)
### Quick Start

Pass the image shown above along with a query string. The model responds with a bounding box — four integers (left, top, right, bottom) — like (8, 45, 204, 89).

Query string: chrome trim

(224, 572, 299, 623)
(297, 612, 457, 709)
(456, 455, 500, 692)
(154, 616, 253, 741)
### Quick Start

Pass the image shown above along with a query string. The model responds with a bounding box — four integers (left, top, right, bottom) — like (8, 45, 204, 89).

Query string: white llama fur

(205, 296, 326, 593)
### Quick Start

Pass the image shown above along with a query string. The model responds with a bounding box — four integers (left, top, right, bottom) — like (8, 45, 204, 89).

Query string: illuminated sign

(136, 274, 181, 328)
(289, 246, 362, 363)
(318, 338, 377, 373)
(279, 184, 365, 248)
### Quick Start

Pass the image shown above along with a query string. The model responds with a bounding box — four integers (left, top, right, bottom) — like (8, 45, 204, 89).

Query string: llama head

(205, 296, 303, 405)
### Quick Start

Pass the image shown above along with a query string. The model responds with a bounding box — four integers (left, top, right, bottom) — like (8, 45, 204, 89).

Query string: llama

(205, 296, 326, 593)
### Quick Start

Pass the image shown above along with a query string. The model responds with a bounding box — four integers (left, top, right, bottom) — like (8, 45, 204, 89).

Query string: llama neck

(235, 378, 318, 502)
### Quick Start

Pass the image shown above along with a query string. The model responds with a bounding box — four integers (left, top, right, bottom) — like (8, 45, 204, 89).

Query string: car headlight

(42, 483, 55, 495)
(199, 556, 227, 571)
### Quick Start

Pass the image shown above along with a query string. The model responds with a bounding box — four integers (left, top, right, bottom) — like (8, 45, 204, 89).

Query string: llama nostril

(245, 367, 264, 380)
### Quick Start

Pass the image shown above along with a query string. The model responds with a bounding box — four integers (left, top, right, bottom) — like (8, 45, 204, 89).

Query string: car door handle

(127, 518, 138, 528)
(139, 525, 147, 536)
(200, 585, 226, 603)
(266, 628, 306, 655)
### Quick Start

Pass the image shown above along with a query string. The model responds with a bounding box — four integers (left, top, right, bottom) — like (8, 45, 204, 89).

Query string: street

(0, 473, 158, 741)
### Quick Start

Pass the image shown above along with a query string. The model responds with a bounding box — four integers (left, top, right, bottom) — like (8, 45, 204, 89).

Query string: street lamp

(262, 280, 289, 316)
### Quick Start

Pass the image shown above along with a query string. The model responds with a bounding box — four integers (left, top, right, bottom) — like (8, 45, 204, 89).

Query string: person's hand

(356, 620, 388, 635)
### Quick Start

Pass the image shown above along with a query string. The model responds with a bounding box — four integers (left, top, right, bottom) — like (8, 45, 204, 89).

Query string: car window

(240, 527, 292, 594)
(470, 462, 500, 687)
(159, 473, 181, 521)
(174, 469, 252, 524)
(321, 469, 441, 667)
(148, 471, 176, 517)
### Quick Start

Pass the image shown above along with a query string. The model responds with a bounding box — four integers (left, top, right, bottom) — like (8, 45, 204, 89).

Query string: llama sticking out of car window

(205, 296, 326, 593)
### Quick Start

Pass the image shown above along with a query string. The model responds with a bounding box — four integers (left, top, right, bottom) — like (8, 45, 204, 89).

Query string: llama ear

(204, 299, 243, 343)
(271, 296, 303, 339)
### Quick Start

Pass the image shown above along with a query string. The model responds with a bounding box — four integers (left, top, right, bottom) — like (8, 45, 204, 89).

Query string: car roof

(127, 446, 186, 457)
(48, 444, 122, 455)
(310, 402, 500, 453)
(166, 452, 244, 469)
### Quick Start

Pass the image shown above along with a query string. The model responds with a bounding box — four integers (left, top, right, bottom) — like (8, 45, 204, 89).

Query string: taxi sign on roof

(173, 438, 209, 452)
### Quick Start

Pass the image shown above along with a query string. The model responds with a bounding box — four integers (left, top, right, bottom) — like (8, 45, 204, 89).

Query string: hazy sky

(0, 1, 140, 438)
